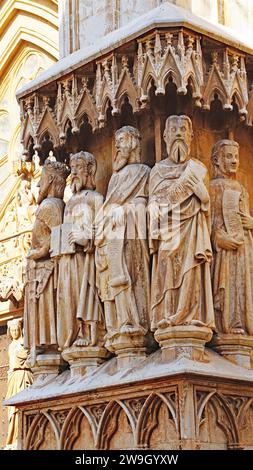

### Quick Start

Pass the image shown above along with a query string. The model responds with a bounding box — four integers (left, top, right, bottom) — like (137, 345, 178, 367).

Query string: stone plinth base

(108, 330, 153, 368)
(4, 443, 18, 451)
(62, 346, 109, 377)
(32, 353, 64, 378)
(155, 325, 213, 362)
(5, 348, 253, 450)
(211, 334, 253, 368)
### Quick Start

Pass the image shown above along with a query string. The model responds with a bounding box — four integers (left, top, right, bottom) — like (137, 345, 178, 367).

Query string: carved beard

(37, 188, 48, 205)
(70, 175, 88, 193)
(170, 140, 189, 163)
(113, 150, 129, 172)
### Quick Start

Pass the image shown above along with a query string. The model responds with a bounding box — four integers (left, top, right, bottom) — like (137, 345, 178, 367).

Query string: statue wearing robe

(210, 140, 253, 335)
(23, 160, 69, 361)
(95, 126, 151, 351)
(56, 152, 104, 350)
(149, 115, 215, 332)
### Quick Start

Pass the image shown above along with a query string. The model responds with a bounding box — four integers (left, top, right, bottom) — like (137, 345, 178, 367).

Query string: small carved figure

(5, 319, 33, 448)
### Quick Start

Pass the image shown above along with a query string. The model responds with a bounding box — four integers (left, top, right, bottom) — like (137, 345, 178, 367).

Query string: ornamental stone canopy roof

(16, 1, 253, 100)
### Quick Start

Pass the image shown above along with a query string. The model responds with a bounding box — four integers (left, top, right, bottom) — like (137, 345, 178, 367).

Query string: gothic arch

(97, 400, 135, 450)
(60, 406, 96, 450)
(197, 392, 240, 449)
(136, 392, 178, 448)
(25, 412, 59, 450)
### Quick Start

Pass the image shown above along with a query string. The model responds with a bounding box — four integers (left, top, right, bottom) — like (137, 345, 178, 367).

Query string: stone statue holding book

(55, 151, 105, 353)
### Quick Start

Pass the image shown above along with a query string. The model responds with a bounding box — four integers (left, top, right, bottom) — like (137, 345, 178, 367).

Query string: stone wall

(59, 0, 253, 56)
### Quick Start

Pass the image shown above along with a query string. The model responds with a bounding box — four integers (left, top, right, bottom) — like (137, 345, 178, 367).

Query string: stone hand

(68, 230, 89, 247)
(111, 206, 125, 228)
(216, 230, 243, 250)
(239, 211, 253, 230)
(26, 249, 39, 260)
(186, 174, 209, 204)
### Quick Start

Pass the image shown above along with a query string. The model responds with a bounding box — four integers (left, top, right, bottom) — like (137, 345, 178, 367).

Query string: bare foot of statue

(190, 320, 206, 327)
(120, 324, 142, 335)
(157, 319, 172, 329)
(230, 328, 245, 335)
(74, 338, 90, 347)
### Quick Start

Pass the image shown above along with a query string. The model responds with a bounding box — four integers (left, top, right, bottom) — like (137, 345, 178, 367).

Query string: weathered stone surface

(5, 349, 253, 450)
(58, 1, 253, 57)
(149, 115, 215, 358)
(5, 319, 32, 449)
(4, 0, 253, 452)
(210, 139, 253, 367)
(95, 126, 151, 358)
(23, 160, 69, 373)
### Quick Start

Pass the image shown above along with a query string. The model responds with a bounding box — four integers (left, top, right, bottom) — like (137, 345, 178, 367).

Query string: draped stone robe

(5, 338, 33, 445)
(57, 190, 104, 350)
(95, 163, 151, 339)
(149, 158, 215, 330)
(24, 197, 64, 351)
(210, 178, 253, 335)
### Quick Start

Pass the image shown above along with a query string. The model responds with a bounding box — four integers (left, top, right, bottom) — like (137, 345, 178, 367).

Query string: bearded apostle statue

(55, 151, 107, 375)
(149, 115, 215, 361)
(95, 126, 152, 362)
(23, 159, 69, 373)
(210, 139, 253, 368)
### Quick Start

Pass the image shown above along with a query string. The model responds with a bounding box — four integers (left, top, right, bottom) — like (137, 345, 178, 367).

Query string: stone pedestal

(5, 349, 253, 450)
(32, 353, 64, 378)
(211, 334, 253, 369)
(108, 330, 154, 368)
(62, 346, 109, 377)
(155, 325, 213, 362)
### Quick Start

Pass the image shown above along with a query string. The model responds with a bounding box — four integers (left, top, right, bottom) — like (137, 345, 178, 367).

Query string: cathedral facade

(2, 0, 253, 450)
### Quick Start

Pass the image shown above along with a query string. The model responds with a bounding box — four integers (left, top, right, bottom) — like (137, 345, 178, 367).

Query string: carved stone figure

(210, 139, 253, 367)
(16, 177, 36, 230)
(149, 115, 215, 360)
(56, 151, 107, 374)
(95, 126, 151, 360)
(5, 319, 33, 448)
(23, 159, 69, 372)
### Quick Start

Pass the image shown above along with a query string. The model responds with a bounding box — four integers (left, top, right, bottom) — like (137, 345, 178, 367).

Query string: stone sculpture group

(22, 115, 253, 377)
